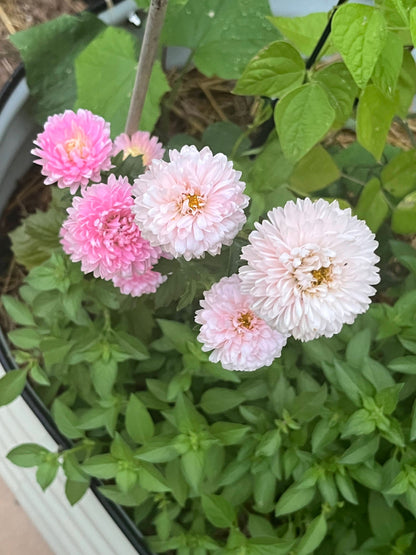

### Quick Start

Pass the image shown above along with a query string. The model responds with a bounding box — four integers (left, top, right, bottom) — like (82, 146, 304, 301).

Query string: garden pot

(0, 2, 154, 553)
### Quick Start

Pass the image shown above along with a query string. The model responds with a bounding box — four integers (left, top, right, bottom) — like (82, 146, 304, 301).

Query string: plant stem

(125, 0, 169, 135)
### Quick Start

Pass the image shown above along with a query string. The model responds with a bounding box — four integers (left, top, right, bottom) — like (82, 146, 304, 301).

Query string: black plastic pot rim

(0, 1, 153, 553)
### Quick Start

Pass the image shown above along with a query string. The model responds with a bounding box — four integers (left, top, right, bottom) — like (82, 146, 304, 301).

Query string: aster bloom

(239, 198, 380, 342)
(132, 145, 249, 261)
(60, 174, 162, 282)
(112, 268, 166, 297)
(32, 109, 113, 194)
(113, 131, 165, 167)
(195, 274, 287, 372)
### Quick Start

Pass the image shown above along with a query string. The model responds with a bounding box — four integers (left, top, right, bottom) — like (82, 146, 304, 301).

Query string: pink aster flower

(195, 274, 287, 372)
(113, 131, 165, 167)
(239, 198, 380, 342)
(112, 268, 166, 297)
(60, 174, 162, 280)
(132, 146, 249, 261)
(31, 109, 113, 194)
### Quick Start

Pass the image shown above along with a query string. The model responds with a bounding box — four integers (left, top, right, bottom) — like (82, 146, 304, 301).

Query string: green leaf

(201, 494, 236, 528)
(10, 13, 105, 122)
(7, 444, 47, 468)
(156, 319, 195, 354)
(332, 3, 387, 88)
(0, 370, 27, 406)
(210, 422, 250, 445)
(269, 12, 330, 56)
(247, 537, 295, 555)
(369, 492, 404, 542)
(254, 470, 277, 513)
(135, 436, 179, 463)
(392, 191, 416, 234)
(112, 331, 149, 361)
(346, 329, 372, 368)
(97, 484, 148, 507)
(313, 62, 358, 128)
(275, 486, 315, 517)
(381, 149, 416, 199)
(8, 328, 41, 350)
(388, 356, 416, 374)
(52, 400, 84, 439)
(82, 454, 118, 479)
(91, 358, 118, 398)
(65, 480, 89, 506)
(162, 0, 279, 79)
(234, 40, 305, 98)
(335, 472, 358, 505)
(355, 177, 389, 232)
(125, 394, 154, 444)
(174, 393, 206, 433)
(274, 83, 335, 162)
(297, 514, 327, 555)
(75, 27, 170, 136)
(338, 435, 379, 465)
(375, 384, 403, 415)
(289, 145, 340, 194)
(200, 388, 245, 414)
(410, 7, 416, 45)
(342, 409, 376, 438)
(181, 449, 205, 491)
(138, 462, 170, 492)
(372, 32, 403, 97)
(357, 85, 397, 160)
(396, 50, 416, 117)
(36, 459, 59, 491)
(411, 399, 416, 441)
(116, 469, 138, 493)
(201, 122, 250, 157)
(2, 296, 35, 327)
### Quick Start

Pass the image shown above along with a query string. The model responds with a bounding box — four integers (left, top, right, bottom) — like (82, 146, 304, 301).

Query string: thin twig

(125, 0, 169, 135)
(0, 5, 16, 34)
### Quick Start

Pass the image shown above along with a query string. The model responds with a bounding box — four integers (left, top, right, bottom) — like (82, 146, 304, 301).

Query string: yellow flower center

(186, 194, 203, 211)
(237, 311, 254, 329)
(63, 129, 88, 159)
(311, 265, 332, 286)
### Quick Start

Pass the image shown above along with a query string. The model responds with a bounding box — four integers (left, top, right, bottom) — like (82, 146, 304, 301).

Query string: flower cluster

(34, 109, 380, 372)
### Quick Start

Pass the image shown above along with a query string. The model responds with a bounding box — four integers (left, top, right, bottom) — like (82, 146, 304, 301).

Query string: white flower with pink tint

(113, 131, 165, 167)
(239, 198, 380, 342)
(32, 109, 113, 193)
(112, 268, 166, 297)
(60, 174, 161, 283)
(195, 274, 287, 372)
(132, 146, 249, 261)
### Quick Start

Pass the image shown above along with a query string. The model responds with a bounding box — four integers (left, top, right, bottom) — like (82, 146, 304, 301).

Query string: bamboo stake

(125, 0, 168, 135)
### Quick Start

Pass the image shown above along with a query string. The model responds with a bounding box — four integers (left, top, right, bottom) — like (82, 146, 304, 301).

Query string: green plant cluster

(3, 0, 416, 553)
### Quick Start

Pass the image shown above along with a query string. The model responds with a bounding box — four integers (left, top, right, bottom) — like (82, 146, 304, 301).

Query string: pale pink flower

(60, 174, 161, 280)
(195, 275, 287, 372)
(113, 131, 165, 167)
(239, 198, 380, 342)
(112, 269, 166, 297)
(132, 146, 249, 261)
(31, 109, 113, 194)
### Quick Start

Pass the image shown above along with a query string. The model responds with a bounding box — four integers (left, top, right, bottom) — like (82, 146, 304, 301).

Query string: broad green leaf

(200, 388, 245, 414)
(381, 149, 416, 199)
(247, 537, 295, 555)
(410, 7, 416, 45)
(269, 12, 330, 56)
(341, 409, 376, 437)
(355, 177, 389, 232)
(274, 83, 335, 162)
(201, 122, 250, 157)
(135, 435, 179, 463)
(346, 329, 372, 368)
(2, 296, 35, 327)
(10, 13, 105, 122)
(8, 328, 41, 350)
(201, 494, 236, 528)
(82, 454, 118, 479)
(181, 449, 205, 491)
(234, 41, 305, 98)
(112, 331, 149, 361)
(36, 459, 59, 491)
(0, 370, 27, 406)
(332, 4, 387, 88)
(297, 514, 327, 555)
(255, 430, 281, 458)
(173, 393, 206, 433)
(254, 470, 277, 513)
(375, 384, 403, 415)
(126, 394, 154, 444)
(156, 319, 195, 354)
(392, 191, 416, 234)
(91, 358, 118, 398)
(411, 399, 416, 441)
(396, 50, 416, 117)
(7, 444, 48, 468)
(369, 492, 404, 542)
(275, 486, 315, 516)
(318, 473, 338, 506)
(372, 32, 403, 97)
(335, 473, 358, 505)
(162, 0, 279, 79)
(313, 63, 358, 128)
(75, 27, 170, 136)
(357, 85, 397, 160)
(65, 480, 89, 506)
(98, 484, 148, 507)
(116, 468, 138, 493)
(52, 400, 84, 439)
(289, 145, 340, 194)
